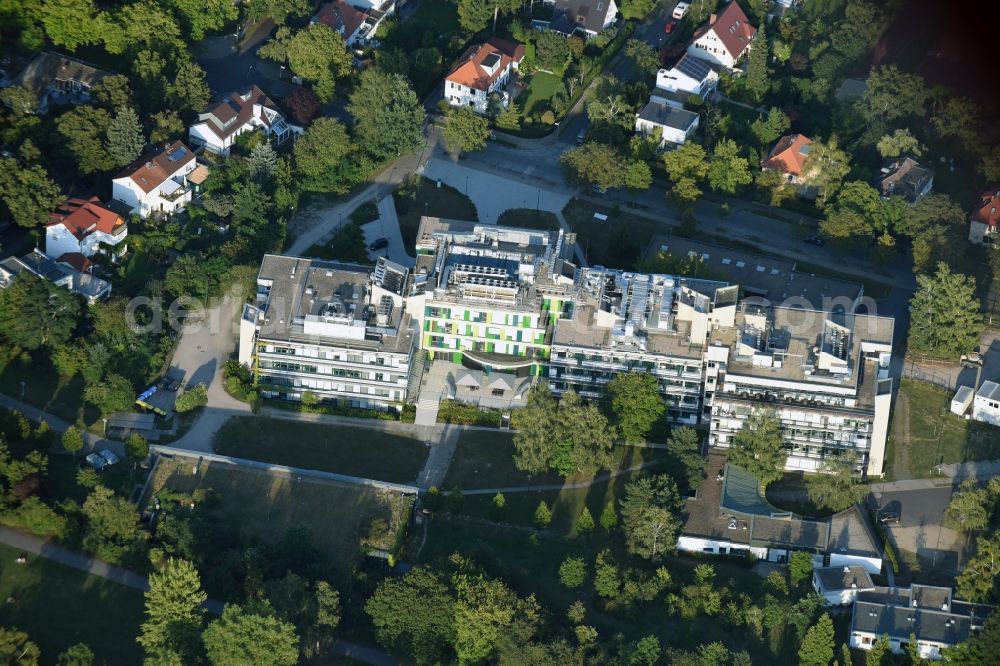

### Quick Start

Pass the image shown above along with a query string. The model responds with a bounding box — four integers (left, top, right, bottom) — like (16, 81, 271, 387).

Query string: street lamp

(20, 380, 25, 400)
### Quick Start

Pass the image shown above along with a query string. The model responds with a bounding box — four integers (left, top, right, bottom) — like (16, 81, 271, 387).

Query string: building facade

(189, 86, 302, 156)
(45, 196, 127, 262)
(112, 141, 199, 218)
(686, 2, 756, 70)
(706, 304, 895, 477)
(444, 38, 524, 114)
(238, 255, 420, 411)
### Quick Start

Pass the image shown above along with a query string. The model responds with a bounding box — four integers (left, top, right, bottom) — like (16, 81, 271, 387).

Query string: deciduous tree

(608, 372, 665, 443)
(727, 411, 786, 489)
(453, 576, 539, 664)
(365, 567, 456, 663)
(620, 474, 682, 560)
(707, 139, 752, 194)
(62, 426, 85, 458)
(202, 604, 299, 666)
(40, 0, 111, 51)
(282, 86, 321, 125)
(907, 263, 983, 358)
(861, 65, 929, 140)
(625, 161, 652, 190)
(347, 69, 425, 161)
(0, 158, 63, 229)
(168, 0, 237, 41)
(0, 627, 40, 665)
(166, 60, 211, 114)
(560, 143, 626, 190)
(944, 479, 993, 534)
(804, 137, 851, 207)
(789, 550, 814, 587)
(83, 373, 135, 415)
(0, 273, 81, 350)
(442, 107, 491, 155)
(81, 485, 143, 563)
(56, 643, 95, 666)
(805, 452, 866, 511)
(293, 117, 353, 182)
(876, 128, 923, 158)
(288, 24, 352, 102)
(957, 533, 1000, 602)
(624, 39, 660, 75)
(667, 427, 704, 492)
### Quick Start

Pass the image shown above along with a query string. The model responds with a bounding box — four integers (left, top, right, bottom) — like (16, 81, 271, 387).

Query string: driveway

(870, 485, 965, 578)
(360, 197, 415, 267)
(195, 32, 294, 99)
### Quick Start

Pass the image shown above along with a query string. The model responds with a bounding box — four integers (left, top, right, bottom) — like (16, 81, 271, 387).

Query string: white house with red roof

(444, 38, 525, 114)
(968, 189, 1000, 245)
(761, 134, 816, 197)
(111, 140, 199, 218)
(687, 2, 756, 70)
(188, 85, 302, 156)
(45, 196, 127, 263)
(311, 1, 372, 46)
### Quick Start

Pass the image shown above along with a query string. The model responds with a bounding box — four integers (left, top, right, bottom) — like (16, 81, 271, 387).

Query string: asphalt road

(870, 486, 954, 529)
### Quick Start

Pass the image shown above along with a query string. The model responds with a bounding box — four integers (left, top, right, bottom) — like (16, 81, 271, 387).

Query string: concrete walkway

(0, 393, 122, 458)
(0, 526, 401, 665)
(361, 196, 415, 267)
(415, 424, 460, 489)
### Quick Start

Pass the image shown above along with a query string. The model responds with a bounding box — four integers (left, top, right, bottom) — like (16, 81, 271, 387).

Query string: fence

(901, 365, 954, 391)
(149, 445, 421, 496)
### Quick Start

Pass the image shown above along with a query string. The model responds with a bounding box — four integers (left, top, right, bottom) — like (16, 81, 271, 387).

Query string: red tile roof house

(188, 85, 303, 156)
(761, 134, 817, 198)
(311, 1, 372, 46)
(111, 140, 199, 218)
(687, 1, 756, 70)
(444, 38, 525, 115)
(45, 196, 127, 263)
(968, 189, 1000, 245)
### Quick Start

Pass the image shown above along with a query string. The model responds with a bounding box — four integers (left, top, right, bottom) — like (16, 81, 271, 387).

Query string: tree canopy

(561, 143, 627, 190)
(442, 107, 491, 155)
(347, 69, 425, 161)
(608, 372, 665, 443)
(202, 604, 299, 666)
(907, 263, 983, 359)
(727, 411, 786, 489)
(620, 474, 683, 560)
(0, 274, 81, 351)
(805, 453, 867, 511)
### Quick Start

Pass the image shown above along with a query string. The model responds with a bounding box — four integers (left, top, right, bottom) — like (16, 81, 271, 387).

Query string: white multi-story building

(443, 38, 524, 114)
(111, 141, 201, 218)
(706, 303, 895, 477)
(549, 268, 737, 425)
(850, 584, 992, 660)
(411, 218, 575, 377)
(45, 196, 127, 264)
(238, 255, 421, 412)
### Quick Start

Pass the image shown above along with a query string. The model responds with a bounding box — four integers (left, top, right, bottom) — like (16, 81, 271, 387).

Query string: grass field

(394, 177, 478, 249)
(145, 457, 411, 579)
(443, 430, 673, 536)
(0, 543, 144, 665)
(519, 71, 562, 119)
(0, 351, 97, 426)
(496, 208, 560, 231)
(886, 378, 1000, 479)
(563, 197, 663, 269)
(213, 417, 429, 484)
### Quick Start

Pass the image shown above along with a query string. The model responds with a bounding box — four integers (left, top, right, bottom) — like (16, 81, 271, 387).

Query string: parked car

(591, 185, 607, 195)
(665, 20, 677, 33)
(960, 352, 983, 368)
(878, 511, 900, 524)
(99, 449, 121, 467)
(85, 452, 108, 470)
(804, 235, 824, 246)
(369, 238, 389, 251)
(672, 1, 690, 19)
(576, 130, 586, 145)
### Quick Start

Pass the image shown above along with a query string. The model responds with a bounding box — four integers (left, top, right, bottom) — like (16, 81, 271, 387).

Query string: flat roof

(650, 236, 864, 303)
(637, 101, 699, 131)
(829, 505, 881, 559)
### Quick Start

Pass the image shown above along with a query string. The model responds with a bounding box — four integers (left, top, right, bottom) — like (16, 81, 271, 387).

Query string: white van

(672, 2, 690, 19)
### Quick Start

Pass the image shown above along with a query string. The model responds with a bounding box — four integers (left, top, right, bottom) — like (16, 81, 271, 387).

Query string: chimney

(709, 13, 717, 23)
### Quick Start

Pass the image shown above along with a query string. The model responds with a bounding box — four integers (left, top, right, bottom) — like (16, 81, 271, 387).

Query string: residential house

(850, 584, 993, 660)
(876, 157, 934, 202)
(188, 85, 302, 156)
(972, 380, 1000, 426)
(706, 303, 895, 477)
(967, 189, 1000, 244)
(112, 141, 198, 218)
(45, 197, 127, 263)
(813, 566, 875, 606)
(2, 51, 111, 114)
(635, 101, 700, 147)
(0, 250, 111, 303)
(444, 38, 524, 114)
(545, 0, 618, 37)
(679, 455, 884, 567)
(651, 54, 720, 109)
(761, 134, 815, 197)
(312, 1, 374, 46)
(687, 2, 756, 70)
(238, 254, 420, 412)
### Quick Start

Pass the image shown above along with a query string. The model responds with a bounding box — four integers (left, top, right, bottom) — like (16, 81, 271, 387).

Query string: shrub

(174, 384, 208, 413)
(436, 400, 502, 426)
(446, 486, 464, 514)
(541, 110, 555, 125)
(424, 486, 445, 511)
(4, 497, 66, 536)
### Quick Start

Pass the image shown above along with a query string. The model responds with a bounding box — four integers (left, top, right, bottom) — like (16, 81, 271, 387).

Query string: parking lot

(870, 485, 965, 581)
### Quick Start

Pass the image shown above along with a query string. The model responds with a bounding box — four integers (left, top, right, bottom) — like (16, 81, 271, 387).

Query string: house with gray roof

(543, 0, 618, 37)
(2, 51, 112, 114)
(0, 249, 111, 303)
(850, 584, 993, 660)
(635, 101, 700, 147)
(812, 565, 874, 605)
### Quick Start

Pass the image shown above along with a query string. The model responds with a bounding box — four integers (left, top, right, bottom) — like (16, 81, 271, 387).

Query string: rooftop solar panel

(675, 54, 712, 82)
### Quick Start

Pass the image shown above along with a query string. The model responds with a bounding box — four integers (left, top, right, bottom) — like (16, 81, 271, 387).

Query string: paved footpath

(0, 526, 401, 665)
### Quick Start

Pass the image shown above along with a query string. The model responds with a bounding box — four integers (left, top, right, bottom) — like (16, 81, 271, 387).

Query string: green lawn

(885, 378, 1000, 480)
(306, 223, 371, 263)
(497, 208, 560, 231)
(518, 71, 562, 120)
(213, 417, 429, 484)
(0, 542, 145, 665)
(563, 197, 663, 269)
(393, 177, 478, 249)
(42, 455, 144, 504)
(145, 456, 412, 585)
